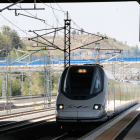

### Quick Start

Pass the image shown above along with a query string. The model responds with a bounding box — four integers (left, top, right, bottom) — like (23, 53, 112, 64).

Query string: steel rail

(52, 105, 140, 140)
(0, 113, 55, 134)
(0, 101, 55, 111)
(52, 133, 69, 140)
(0, 107, 55, 120)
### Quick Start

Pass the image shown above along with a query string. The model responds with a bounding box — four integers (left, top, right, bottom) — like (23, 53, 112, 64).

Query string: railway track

(0, 107, 55, 120)
(51, 131, 89, 140)
(0, 113, 55, 135)
(0, 101, 56, 111)
(0, 94, 57, 100)
(51, 105, 139, 140)
(52, 132, 69, 140)
(1, 105, 138, 140)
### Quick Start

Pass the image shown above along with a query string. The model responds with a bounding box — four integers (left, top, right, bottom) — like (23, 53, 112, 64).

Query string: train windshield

(63, 66, 103, 95)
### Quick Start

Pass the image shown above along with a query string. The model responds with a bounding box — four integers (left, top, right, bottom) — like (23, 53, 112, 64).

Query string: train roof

(103, 68, 115, 80)
(68, 64, 115, 80)
(129, 80, 140, 85)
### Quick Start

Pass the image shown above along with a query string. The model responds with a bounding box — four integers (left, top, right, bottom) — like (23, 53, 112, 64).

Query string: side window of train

(94, 78, 100, 90)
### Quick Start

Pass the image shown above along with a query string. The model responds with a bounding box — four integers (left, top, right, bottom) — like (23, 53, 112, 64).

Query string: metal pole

(48, 52, 52, 107)
(46, 52, 51, 107)
(29, 70, 32, 102)
(2, 71, 6, 99)
(64, 21, 66, 68)
(44, 55, 47, 108)
(64, 11, 71, 68)
(49, 71, 52, 107)
(95, 43, 100, 64)
(114, 62, 115, 79)
(9, 57, 11, 113)
(6, 49, 8, 114)
(6, 51, 11, 114)
(21, 72, 24, 96)
(122, 61, 124, 80)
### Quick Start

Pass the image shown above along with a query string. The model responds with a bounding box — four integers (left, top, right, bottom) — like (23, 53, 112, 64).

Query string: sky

(0, 2, 139, 48)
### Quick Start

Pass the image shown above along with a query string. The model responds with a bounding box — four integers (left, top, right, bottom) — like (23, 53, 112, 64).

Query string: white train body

(56, 65, 140, 126)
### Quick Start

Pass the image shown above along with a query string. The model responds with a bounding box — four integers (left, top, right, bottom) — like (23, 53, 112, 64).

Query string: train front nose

(56, 65, 106, 123)
(56, 103, 104, 122)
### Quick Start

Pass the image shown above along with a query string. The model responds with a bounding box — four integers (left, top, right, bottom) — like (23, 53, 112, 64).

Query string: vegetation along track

(0, 113, 55, 135)
(0, 107, 55, 120)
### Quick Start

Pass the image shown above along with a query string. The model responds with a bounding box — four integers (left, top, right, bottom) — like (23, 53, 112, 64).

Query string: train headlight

(93, 104, 102, 110)
(57, 104, 64, 110)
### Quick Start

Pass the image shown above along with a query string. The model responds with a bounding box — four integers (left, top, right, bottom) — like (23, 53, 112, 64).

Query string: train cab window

(62, 66, 104, 97)
(70, 68, 93, 94)
(94, 78, 100, 90)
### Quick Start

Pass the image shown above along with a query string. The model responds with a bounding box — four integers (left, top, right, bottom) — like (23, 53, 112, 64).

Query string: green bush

(11, 78, 21, 96)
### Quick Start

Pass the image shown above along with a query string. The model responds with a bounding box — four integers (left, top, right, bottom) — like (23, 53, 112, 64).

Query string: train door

(119, 82, 121, 113)
(114, 81, 121, 114)
(107, 79, 111, 116)
(125, 83, 128, 109)
(123, 83, 127, 110)
(110, 79, 114, 115)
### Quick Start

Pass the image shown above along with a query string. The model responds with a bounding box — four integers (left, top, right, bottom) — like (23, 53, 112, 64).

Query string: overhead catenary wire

(49, 3, 90, 43)
(13, 0, 65, 40)
(38, 0, 66, 13)
(38, 2, 79, 44)
(68, 13, 81, 30)
(39, 0, 67, 29)
(51, 1, 82, 30)
(0, 14, 31, 37)
(5, 0, 96, 45)
(71, 27, 105, 38)
(0, 12, 103, 53)
(0, 12, 80, 52)
(51, 2, 101, 44)
(1, 1, 106, 55)
(0, 0, 24, 12)
(0, 2, 61, 49)
(54, 1, 66, 13)
(51, 2, 82, 30)
(53, 0, 82, 30)
(37, 0, 84, 44)
(7, 0, 54, 28)
(38, 0, 65, 27)
(0, 14, 48, 56)
(49, 3, 63, 27)
(29, 1, 83, 44)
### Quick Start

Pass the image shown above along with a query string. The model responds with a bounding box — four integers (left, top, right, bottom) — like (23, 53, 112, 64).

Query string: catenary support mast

(64, 12, 71, 68)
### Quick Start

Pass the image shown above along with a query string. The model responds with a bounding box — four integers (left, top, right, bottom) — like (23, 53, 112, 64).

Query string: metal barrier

(0, 49, 140, 66)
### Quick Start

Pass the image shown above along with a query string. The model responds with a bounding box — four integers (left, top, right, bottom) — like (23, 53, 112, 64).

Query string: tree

(0, 32, 7, 56)
(11, 78, 21, 96)
(1, 25, 11, 35)
(9, 30, 23, 49)
(38, 71, 44, 88)
(104, 33, 107, 37)
(135, 45, 139, 50)
(71, 30, 76, 35)
(0, 25, 24, 50)
(81, 28, 84, 34)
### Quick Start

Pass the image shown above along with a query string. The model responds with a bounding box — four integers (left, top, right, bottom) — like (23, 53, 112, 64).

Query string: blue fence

(0, 49, 140, 66)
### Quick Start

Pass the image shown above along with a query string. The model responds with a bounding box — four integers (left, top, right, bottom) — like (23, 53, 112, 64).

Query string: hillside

(0, 25, 137, 97)
(21, 34, 134, 55)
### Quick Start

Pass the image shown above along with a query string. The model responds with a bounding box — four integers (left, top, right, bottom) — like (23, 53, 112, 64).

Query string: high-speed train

(56, 64, 140, 129)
